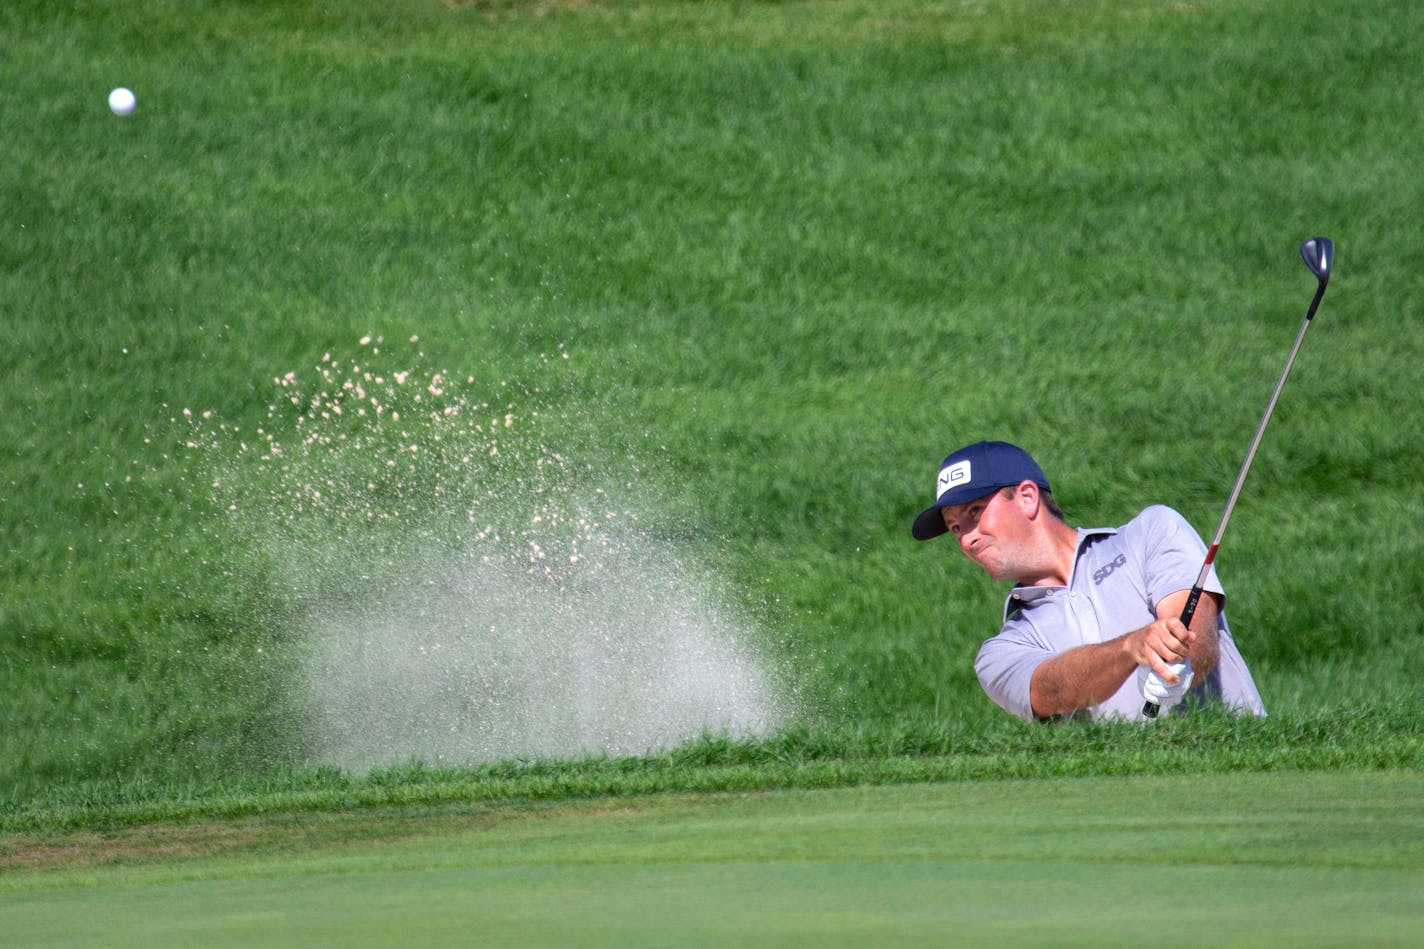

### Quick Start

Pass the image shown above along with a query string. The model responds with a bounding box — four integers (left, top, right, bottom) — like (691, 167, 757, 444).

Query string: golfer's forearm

(1029, 640, 1136, 719)
(1184, 595, 1221, 679)
(1187, 632, 1219, 679)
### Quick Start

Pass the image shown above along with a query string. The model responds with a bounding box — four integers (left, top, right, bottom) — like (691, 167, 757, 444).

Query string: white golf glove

(1139, 660, 1194, 713)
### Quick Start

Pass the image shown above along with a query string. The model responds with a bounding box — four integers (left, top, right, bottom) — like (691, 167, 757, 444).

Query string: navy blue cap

(911, 441, 1050, 541)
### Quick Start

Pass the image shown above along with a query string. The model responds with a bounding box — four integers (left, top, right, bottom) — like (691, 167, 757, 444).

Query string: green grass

(2, 3, 1423, 927)
(5, 772, 1423, 946)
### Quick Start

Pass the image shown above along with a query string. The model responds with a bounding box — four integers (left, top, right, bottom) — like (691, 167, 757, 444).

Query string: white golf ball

(108, 87, 136, 116)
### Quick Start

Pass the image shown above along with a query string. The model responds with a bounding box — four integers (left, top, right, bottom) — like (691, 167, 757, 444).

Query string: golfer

(912, 440, 1266, 722)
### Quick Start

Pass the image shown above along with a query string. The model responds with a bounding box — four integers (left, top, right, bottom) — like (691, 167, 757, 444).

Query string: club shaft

(1143, 274, 1328, 718)
(1201, 309, 1315, 566)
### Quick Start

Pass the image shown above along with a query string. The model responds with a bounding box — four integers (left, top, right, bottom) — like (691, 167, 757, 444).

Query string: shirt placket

(1066, 544, 1105, 646)
(1067, 585, 1103, 645)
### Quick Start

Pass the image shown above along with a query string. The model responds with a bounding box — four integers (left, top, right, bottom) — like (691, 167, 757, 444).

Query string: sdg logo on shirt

(1092, 553, 1128, 585)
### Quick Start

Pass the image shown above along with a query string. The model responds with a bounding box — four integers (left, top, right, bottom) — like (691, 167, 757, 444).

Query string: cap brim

(911, 483, 1017, 541)
(911, 504, 949, 541)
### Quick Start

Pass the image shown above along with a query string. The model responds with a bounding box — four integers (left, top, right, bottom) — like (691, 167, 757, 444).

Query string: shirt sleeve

(975, 615, 1048, 721)
(1136, 505, 1225, 609)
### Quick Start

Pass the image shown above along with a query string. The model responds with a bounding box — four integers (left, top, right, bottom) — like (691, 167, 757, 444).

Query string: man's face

(940, 485, 1034, 581)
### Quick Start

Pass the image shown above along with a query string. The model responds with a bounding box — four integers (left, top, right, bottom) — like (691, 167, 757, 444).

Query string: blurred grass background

(2, 0, 1421, 814)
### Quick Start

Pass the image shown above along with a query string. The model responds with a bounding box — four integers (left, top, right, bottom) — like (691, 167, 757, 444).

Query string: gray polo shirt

(974, 505, 1266, 722)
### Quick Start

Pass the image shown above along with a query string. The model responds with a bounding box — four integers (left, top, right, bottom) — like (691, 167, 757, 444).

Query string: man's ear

(1015, 480, 1042, 519)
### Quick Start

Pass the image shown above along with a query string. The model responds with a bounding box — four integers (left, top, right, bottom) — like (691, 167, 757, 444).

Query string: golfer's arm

(1027, 590, 1222, 719)
(1177, 589, 1221, 679)
(1029, 638, 1139, 719)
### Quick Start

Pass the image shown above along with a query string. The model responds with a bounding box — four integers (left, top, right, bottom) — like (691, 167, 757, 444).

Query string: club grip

(1142, 586, 1205, 718)
(1177, 586, 1204, 629)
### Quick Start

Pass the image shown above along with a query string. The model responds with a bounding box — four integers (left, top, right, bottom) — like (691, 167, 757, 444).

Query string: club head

(1301, 237, 1334, 285)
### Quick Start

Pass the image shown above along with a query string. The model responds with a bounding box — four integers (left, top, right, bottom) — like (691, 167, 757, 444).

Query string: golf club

(1144, 236, 1334, 718)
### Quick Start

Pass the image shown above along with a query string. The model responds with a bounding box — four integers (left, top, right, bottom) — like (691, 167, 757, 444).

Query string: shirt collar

(1001, 525, 1118, 620)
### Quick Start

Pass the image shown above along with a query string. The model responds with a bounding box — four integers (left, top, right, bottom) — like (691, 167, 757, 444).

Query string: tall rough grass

(2, 0, 1422, 820)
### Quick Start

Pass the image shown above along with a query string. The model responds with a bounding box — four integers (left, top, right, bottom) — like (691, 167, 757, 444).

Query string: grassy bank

(3, 0, 1423, 823)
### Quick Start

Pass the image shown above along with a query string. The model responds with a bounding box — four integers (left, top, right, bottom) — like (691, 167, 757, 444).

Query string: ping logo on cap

(936, 460, 971, 501)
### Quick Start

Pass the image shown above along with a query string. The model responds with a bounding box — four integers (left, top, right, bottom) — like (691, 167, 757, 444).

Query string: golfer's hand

(1139, 660, 1194, 712)
(1129, 615, 1195, 712)
(1133, 616, 1195, 679)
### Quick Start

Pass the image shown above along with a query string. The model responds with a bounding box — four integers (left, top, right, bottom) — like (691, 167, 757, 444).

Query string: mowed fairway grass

(4, 0, 1424, 943)
(6, 772, 1424, 946)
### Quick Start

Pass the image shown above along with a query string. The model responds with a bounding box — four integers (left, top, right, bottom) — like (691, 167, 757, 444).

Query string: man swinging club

(912, 440, 1266, 721)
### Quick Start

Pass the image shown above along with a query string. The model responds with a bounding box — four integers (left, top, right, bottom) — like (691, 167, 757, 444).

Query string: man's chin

(973, 559, 1009, 581)
(977, 559, 1025, 583)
